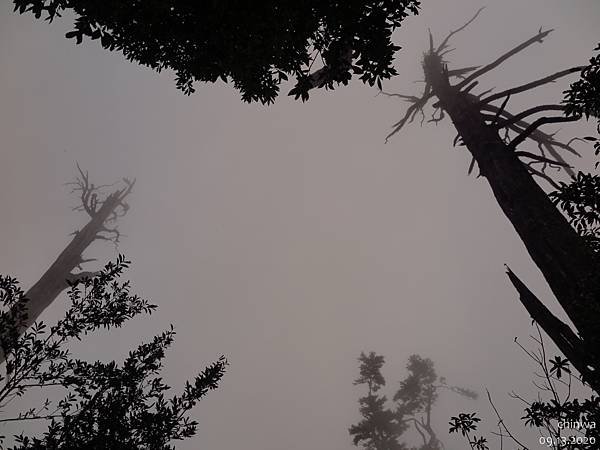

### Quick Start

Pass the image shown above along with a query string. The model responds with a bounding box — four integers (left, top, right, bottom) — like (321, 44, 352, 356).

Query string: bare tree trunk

(420, 51, 600, 385)
(1, 167, 134, 364)
(380, 14, 600, 387)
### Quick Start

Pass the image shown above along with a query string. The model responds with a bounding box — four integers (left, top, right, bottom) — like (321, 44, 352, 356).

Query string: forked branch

(383, 86, 434, 142)
(435, 7, 485, 53)
(509, 114, 581, 151)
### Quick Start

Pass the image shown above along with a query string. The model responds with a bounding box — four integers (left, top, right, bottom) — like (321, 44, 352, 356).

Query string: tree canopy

(13, 0, 420, 104)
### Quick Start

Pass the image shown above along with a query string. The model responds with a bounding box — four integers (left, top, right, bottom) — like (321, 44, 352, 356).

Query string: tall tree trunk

(423, 54, 600, 377)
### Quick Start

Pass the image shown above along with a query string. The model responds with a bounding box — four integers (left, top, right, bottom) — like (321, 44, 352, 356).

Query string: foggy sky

(1, 1, 599, 449)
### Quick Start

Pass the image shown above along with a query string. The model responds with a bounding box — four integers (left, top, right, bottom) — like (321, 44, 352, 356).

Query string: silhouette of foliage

(450, 328, 600, 450)
(563, 44, 600, 120)
(12, 0, 420, 104)
(350, 352, 476, 450)
(549, 172, 600, 253)
(350, 352, 406, 450)
(0, 256, 227, 450)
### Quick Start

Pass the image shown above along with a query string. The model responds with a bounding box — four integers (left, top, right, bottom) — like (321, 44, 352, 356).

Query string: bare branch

(436, 7, 486, 53)
(490, 94, 511, 127)
(460, 80, 479, 94)
(481, 67, 584, 104)
(448, 66, 480, 79)
(509, 115, 581, 151)
(515, 150, 572, 168)
(486, 389, 528, 449)
(385, 87, 434, 142)
(457, 28, 554, 90)
(378, 92, 420, 102)
(494, 104, 565, 130)
(428, 107, 445, 125)
(479, 103, 580, 177)
(526, 165, 562, 190)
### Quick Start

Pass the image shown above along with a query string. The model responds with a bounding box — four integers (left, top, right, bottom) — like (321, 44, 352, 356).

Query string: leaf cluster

(563, 43, 600, 165)
(563, 44, 600, 120)
(0, 256, 227, 450)
(13, 0, 420, 104)
(549, 172, 600, 253)
(350, 353, 407, 450)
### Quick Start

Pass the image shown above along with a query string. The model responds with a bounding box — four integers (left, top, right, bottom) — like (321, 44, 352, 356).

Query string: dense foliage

(0, 256, 227, 450)
(564, 44, 600, 120)
(563, 43, 600, 165)
(350, 352, 406, 450)
(13, 0, 420, 104)
(550, 172, 600, 253)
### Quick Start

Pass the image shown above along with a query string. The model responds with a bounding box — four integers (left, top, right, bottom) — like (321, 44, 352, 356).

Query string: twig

(486, 389, 529, 449)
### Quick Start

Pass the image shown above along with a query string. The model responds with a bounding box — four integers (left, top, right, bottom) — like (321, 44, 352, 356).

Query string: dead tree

(385, 9, 600, 392)
(1, 164, 134, 364)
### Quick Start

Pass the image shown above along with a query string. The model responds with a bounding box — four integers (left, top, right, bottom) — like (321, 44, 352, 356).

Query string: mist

(1, 1, 599, 449)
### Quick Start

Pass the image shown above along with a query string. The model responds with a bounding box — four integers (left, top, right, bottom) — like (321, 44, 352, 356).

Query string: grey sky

(1, 1, 599, 449)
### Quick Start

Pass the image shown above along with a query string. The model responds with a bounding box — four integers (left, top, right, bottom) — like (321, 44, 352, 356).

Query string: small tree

(350, 352, 477, 450)
(0, 256, 227, 449)
(350, 352, 407, 450)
